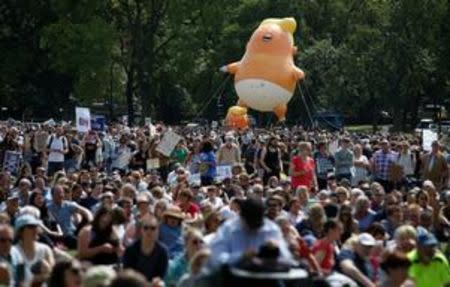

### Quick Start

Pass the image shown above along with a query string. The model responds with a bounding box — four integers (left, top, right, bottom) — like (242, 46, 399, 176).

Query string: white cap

(358, 233, 376, 246)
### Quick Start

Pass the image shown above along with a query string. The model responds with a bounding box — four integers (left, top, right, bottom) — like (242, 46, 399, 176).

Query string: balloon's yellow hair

(260, 17, 296, 45)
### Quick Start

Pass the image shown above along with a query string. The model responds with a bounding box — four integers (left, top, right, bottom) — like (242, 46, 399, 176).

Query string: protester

(78, 206, 123, 265)
(0, 120, 449, 287)
(123, 213, 169, 282)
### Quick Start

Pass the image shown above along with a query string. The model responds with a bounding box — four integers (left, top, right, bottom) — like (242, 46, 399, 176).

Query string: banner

(156, 130, 182, 157)
(422, 129, 438, 151)
(91, 115, 106, 131)
(3, 151, 21, 175)
(75, 107, 91, 133)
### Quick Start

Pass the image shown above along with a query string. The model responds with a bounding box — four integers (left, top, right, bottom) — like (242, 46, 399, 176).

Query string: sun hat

(358, 233, 377, 246)
(15, 214, 42, 232)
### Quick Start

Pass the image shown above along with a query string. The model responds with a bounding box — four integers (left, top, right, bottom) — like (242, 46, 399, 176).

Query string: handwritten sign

(156, 130, 182, 157)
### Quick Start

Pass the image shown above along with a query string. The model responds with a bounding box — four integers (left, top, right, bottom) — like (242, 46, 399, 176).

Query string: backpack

(47, 135, 67, 150)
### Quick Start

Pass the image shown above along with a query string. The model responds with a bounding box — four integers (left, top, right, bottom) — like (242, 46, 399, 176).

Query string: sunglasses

(142, 225, 158, 231)
(191, 239, 204, 245)
(70, 267, 82, 275)
(0, 238, 12, 243)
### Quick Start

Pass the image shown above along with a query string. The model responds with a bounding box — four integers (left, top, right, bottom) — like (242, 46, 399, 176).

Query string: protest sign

(156, 130, 182, 157)
(3, 151, 21, 175)
(189, 173, 201, 185)
(216, 165, 232, 180)
(91, 115, 106, 131)
(146, 158, 160, 170)
(328, 139, 339, 155)
(76, 107, 91, 133)
(422, 129, 438, 151)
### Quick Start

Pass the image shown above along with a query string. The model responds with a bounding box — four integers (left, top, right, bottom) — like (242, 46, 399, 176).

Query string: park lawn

(345, 125, 374, 133)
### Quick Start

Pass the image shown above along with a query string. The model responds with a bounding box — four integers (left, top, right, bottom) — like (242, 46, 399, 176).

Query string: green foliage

(1, 0, 449, 128)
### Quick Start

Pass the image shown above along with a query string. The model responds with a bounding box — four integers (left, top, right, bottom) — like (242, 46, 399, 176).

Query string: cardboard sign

(3, 151, 21, 175)
(146, 158, 160, 170)
(75, 107, 91, 133)
(422, 129, 438, 151)
(156, 130, 182, 157)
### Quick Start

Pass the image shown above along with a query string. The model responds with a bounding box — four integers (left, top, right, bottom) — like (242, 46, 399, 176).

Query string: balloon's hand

(219, 66, 228, 73)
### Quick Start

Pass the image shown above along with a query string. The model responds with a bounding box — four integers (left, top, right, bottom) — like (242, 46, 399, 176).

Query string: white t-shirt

(11, 242, 52, 284)
(47, 135, 67, 163)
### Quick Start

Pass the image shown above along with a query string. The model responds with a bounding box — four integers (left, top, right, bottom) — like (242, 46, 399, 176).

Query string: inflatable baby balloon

(225, 106, 249, 129)
(221, 17, 304, 121)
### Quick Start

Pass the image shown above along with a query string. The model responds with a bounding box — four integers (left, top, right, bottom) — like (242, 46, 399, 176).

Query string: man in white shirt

(201, 185, 224, 210)
(46, 126, 68, 177)
(216, 135, 241, 166)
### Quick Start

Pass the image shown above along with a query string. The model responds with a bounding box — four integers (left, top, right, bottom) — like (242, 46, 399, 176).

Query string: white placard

(3, 151, 21, 175)
(216, 165, 232, 180)
(146, 158, 160, 170)
(422, 129, 438, 151)
(189, 173, 201, 184)
(156, 130, 182, 157)
(328, 139, 339, 155)
(75, 107, 91, 133)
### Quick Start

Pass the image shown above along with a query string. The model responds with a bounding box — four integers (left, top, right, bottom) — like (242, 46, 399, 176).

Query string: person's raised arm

(74, 203, 93, 222)
(340, 259, 375, 287)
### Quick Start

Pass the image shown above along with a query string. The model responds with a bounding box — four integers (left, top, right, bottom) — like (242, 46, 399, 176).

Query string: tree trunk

(125, 66, 135, 126)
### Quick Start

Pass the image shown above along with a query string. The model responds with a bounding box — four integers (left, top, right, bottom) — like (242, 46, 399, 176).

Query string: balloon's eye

(262, 33, 273, 42)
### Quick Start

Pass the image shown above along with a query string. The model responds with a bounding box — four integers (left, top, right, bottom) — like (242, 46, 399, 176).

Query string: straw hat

(163, 206, 185, 220)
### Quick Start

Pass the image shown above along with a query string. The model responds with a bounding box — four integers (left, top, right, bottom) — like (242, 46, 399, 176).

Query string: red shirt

(311, 239, 335, 273)
(178, 202, 200, 217)
(291, 156, 315, 189)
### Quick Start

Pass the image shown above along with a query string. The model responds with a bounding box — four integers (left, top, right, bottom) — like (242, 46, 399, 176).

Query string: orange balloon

(226, 106, 249, 129)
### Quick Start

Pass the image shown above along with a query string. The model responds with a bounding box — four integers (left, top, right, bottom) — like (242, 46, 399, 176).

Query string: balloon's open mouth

(262, 34, 272, 42)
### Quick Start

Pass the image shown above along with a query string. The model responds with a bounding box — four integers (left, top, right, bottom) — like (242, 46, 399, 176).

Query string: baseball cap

(358, 233, 377, 246)
(416, 227, 438, 246)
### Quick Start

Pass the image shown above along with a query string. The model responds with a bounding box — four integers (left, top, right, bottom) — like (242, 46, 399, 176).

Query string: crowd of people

(0, 121, 449, 287)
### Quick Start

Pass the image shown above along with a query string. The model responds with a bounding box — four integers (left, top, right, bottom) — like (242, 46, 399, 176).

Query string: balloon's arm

(293, 66, 305, 81)
(220, 62, 240, 74)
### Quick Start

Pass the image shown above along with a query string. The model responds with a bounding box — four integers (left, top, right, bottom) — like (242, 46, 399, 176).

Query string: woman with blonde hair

(387, 225, 416, 253)
(165, 228, 205, 287)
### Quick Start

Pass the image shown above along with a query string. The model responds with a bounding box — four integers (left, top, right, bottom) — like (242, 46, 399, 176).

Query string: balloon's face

(226, 108, 249, 129)
(247, 24, 293, 56)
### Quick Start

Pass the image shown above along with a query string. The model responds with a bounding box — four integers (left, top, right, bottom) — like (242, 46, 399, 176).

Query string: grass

(345, 124, 374, 133)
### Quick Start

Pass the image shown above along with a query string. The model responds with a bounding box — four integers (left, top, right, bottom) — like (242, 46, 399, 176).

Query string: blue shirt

(159, 223, 184, 259)
(47, 201, 78, 236)
(334, 148, 354, 176)
(356, 210, 376, 232)
(337, 249, 374, 280)
(199, 151, 216, 179)
(208, 217, 293, 269)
